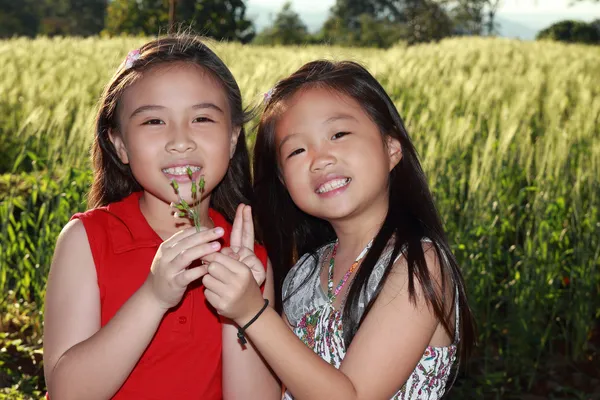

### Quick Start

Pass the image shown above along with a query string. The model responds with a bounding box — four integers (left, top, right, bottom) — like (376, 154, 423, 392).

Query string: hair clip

(263, 88, 274, 104)
(124, 49, 141, 69)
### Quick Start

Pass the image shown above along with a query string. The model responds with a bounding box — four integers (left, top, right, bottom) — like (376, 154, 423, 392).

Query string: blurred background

(0, 0, 599, 399)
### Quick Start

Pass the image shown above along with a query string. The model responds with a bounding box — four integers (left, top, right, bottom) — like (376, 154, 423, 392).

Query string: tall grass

(1, 36, 599, 397)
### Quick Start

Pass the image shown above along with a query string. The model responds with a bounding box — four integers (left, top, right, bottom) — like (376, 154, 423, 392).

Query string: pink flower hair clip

(263, 88, 274, 104)
(124, 49, 141, 69)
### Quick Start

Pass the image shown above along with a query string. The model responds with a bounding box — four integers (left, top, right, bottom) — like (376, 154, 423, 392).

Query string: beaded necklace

(327, 240, 373, 303)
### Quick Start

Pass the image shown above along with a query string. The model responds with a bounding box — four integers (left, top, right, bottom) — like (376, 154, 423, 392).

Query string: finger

(203, 247, 241, 264)
(162, 226, 200, 247)
(202, 252, 247, 274)
(207, 261, 237, 283)
(219, 247, 241, 260)
(202, 272, 227, 294)
(171, 241, 221, 272)
(241, 205, 255, 250)
(204, 288, 221, 309)
(174, 265, 208, 287)
(230, 203, 245, 250)
(166, 227, 224, 258)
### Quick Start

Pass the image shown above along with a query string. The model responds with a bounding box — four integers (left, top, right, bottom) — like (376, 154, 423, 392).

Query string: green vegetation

(1, 36, 599, 398)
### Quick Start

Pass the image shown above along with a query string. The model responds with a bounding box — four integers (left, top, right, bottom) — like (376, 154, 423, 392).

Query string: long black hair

(89, 34, 253, 224)
(253, 60, 475, 364)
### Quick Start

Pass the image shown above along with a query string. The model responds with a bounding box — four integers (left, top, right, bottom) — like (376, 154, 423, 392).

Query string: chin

(310, 205, 358, 222)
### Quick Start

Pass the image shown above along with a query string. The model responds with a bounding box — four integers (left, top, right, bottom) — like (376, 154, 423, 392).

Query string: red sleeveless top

(70, 191, 267, 399)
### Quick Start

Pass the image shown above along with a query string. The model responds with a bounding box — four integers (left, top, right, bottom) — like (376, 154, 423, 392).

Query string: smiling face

(109, 62, 239, 208)
(275, 87, 402, 223)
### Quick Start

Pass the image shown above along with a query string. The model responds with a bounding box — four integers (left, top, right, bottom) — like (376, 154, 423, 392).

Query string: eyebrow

(324, 113, 358, 124)
(129, 102, 225, 119)
(278, 133, 298, 154)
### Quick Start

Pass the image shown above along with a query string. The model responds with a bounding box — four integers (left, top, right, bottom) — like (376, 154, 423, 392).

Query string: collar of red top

(105, 191, 231, 254)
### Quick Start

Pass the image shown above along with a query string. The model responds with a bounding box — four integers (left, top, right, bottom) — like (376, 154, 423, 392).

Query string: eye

(193, 116, 214, 123)
(142, 119, 165, 125)
(332, 131, 350, 140)
(287, 148, 305, 159)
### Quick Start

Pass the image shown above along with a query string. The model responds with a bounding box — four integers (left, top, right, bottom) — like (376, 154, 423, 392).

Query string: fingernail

(211, 242, 220, 249)
(214, 227, 224, 235)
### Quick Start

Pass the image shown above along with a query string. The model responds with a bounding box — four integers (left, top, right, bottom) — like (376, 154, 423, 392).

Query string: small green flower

(170, 171, 205, 232)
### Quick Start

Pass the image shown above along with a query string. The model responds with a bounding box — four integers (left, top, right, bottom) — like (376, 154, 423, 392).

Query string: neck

(139, 191, 214, 238)
(328, 196, 389, 260)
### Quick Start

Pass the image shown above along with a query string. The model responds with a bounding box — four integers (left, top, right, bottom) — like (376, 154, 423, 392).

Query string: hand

(227, 204, 266, 287)
(143, 226, 224, 310)
(202, 252, 266, 326)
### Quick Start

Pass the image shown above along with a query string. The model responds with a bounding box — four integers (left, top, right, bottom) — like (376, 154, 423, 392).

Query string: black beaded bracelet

(237, 299, 269, 345)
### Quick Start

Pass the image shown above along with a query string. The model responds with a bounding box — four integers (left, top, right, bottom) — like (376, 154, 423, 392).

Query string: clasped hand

(201, 204, 267, 326)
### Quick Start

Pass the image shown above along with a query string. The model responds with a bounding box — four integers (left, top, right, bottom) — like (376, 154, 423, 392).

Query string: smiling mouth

(316, 178, 351, 194)
(162, 165, 201, 176)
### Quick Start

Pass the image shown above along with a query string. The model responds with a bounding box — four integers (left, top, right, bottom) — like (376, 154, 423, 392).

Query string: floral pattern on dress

(282, 242, 459, 400)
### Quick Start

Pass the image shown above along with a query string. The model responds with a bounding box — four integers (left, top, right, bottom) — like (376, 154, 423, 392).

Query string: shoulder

(51, 218, 96, 282)
(365, 238, 446, 297)
(70, 205, 116, 234)
(282, 243, 332, 297)
(379, 239, 448, 305)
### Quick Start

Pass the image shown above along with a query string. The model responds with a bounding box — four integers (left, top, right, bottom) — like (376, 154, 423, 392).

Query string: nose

(166, 124, 196, 153)
(309, 145, 336, 173)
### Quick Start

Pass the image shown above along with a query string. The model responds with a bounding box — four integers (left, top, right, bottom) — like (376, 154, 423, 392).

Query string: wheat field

(0, 36, 599, 397)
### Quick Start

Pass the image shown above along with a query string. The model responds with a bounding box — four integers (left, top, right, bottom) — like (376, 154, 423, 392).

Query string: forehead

(120, 62, 229, 112)
(274, 87, 368, 139)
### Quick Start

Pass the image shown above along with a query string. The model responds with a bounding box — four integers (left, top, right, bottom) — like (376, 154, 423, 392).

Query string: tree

(104, 0, 255, 42)
(0, 0, 106, 37)
(536, 20, 600, 44)
(253, 2, 309, 45)
(104, 0, 167, 36)
(175, 0, 255, 42)
(40, 0, 107, 36)
(0, 0, 40, 38)
(320, 0, 453, 47)
(444, 0, 501, 36)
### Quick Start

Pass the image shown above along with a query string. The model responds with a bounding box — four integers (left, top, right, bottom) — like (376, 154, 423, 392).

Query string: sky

(246, 0, 600, 38)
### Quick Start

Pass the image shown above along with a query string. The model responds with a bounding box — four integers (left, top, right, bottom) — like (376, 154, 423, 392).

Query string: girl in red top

(43, 34, 279, 400)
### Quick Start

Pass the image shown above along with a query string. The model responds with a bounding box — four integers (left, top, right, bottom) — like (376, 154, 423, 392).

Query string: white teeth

(162, 165, 201, 175)
(316, 178, 351, 194)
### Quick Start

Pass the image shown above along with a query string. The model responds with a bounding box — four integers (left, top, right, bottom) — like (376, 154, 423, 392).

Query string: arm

(44, 220, 224, 400)
(220, 204, 281, 399)
(43, 219, 166, 400)
(204, 244, 449, 400)
(222, 259, 280, 400)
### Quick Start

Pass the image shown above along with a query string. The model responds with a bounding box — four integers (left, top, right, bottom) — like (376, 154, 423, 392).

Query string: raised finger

(241, 205, 255, 250)
(230, 203, 245, 250)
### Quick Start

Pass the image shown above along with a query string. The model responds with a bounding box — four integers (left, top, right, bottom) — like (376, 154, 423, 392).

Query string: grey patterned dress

(282, 241, 459, 399)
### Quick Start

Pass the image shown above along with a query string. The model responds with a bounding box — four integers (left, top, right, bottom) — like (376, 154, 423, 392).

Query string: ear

(387, 136, 402, 171)
(108, 129, 129, 164)
(230, 126, 242, 159)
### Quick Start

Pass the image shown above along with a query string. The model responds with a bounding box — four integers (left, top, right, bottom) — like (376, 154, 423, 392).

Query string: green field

(1, 37, 599, 398)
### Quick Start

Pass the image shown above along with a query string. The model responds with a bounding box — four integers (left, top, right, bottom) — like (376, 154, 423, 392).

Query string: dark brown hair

(253, 60, 475, 371)
(89, 34, 253, 223)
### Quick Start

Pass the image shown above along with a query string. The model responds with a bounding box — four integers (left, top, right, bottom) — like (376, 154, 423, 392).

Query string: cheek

(281, 165, 308, 198)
